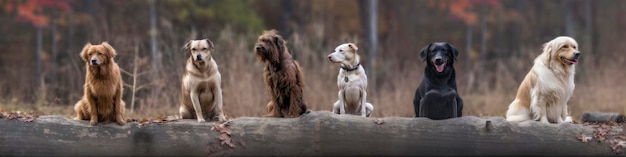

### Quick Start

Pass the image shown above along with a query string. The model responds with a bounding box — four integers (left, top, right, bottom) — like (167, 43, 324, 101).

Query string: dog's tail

(505, 99, 531, 122)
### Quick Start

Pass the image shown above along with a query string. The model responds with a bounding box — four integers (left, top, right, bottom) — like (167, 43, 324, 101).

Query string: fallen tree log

(0, 111, 624, 156)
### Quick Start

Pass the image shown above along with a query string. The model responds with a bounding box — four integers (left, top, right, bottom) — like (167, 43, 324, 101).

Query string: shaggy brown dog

(254, 29, 308, 118)
(74, 42, 126, 126)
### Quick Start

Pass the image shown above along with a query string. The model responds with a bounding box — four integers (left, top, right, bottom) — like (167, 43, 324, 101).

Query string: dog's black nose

(255, 46, 263, 51)
(574, 52, 581, 58)
(434, 58, 443, 65)
(196, 55, 202, 61)
(91, 59, 97, 64)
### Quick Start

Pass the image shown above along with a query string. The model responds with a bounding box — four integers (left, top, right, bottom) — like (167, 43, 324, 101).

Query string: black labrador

(413, 42, 463, 120)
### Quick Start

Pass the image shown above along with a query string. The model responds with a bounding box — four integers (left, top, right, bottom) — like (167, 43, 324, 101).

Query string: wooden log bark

(0, 111, 622, 156)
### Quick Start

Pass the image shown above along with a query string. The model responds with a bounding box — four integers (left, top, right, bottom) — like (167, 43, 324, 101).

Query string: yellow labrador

(327, 43, 373, 117)
(180, 39, 226, 122)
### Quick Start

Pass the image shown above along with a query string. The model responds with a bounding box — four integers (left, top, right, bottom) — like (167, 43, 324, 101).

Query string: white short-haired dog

(327, 43, 374, 117)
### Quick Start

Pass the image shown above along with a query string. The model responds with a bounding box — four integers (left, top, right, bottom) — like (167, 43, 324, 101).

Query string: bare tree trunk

(369, 0, 378, 89)
(150, 0, 159, 76)
(358, 0, 377, 89)
(478, 13, 487, 90)
(149, 0, 160, 98)
(562, 0, 574, 36)
(35, 25, 43, 101)
(0, 112, 620, 156)
(280, 0, 292, 38)
(464, 25, 473, 93)
(50, 13, 58, 95)
(584, 0, 595, 68)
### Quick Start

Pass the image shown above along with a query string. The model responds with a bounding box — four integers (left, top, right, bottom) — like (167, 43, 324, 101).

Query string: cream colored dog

(327, 43, 373, 117)
(506, 36, 580, 124)
(180, 39, 226, 122)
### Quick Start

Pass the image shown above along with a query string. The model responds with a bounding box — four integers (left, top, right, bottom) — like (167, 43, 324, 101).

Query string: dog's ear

(182, 40, 192, 52)
(101, 41, 117, 58)
(447, 43, 459, 61)
(79, 43, 92, 61)
(420, 43, 432, 62)
(542, 40, 556, 69)
(273, 35, 284, 53)
(348, 43, 359, 52)
(205, 39, 215, 50)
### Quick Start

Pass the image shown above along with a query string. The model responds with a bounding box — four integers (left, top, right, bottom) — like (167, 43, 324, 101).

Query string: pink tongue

(569, 59, 578, 64)
(435, 64, 445, 72)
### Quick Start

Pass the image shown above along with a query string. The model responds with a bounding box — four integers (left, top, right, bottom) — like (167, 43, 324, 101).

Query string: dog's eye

(562, 45, 569, 49)
(191, 48, 197, 51)
(98, 52, 103, 55)
(573, 46, 577, 49)
(202, 48, 208, 50)
(340, 50, 343, 52)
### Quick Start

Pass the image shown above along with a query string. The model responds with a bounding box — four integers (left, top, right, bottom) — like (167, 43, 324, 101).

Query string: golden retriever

(180, 39, 226, 122)
(74, 42, 126, 126)
(506, 36, 581, 124)
(254, 29, 308, 118)
(327, 43, 373, 117)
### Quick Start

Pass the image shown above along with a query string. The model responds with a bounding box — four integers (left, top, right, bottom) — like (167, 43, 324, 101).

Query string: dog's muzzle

(573, 52, 581, 59)
(90, 59, 99, 65)
(434, 58, 444, 65)
(255, 46, 264, 52)
(195, 55, 203, 61)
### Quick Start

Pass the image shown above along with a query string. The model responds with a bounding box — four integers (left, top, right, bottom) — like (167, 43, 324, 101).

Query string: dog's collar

(340, 63, 361, 72)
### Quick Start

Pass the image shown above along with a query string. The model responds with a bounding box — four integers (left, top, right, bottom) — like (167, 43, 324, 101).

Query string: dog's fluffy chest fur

(532, 59, 576, 106)
(86, 64, 120, 98)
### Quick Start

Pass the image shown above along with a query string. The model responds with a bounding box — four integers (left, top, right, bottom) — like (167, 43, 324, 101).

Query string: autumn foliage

(6, 0, 69, 27)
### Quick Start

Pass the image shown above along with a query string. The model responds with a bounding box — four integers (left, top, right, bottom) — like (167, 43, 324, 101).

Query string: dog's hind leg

(213, 80, 227, 122)
(360, 90, 368, 117)
(332, 100, 341, 114)
(456, 96, 464, 117)
(73, 99, 87, 120)
(452, 98, 458, 118)
(114, 87, 126, 126)
(530, 94, 550, 124)
(179, 106, 193, 119)
(365, 103, 373, 117)
(419, 99, 427, 117)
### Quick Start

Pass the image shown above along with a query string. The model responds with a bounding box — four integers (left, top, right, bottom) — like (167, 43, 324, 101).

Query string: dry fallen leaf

(239, 139, 247, 148)
(611, 140, 626, 154)
(577, 133, 592, 143)
(1, 111, 39, 122)
(374, 118, 384, 125)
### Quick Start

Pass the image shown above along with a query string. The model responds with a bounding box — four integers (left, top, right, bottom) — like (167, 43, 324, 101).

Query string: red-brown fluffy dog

(74, 42, 126, 126)
(254, 29, 308, 118)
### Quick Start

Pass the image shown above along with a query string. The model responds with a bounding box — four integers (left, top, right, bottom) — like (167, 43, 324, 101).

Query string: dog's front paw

(197, 118, 206, 123)
(218, 116, 227, 122)
(89, 119, 98, 126)
(116, 120, 126, 126)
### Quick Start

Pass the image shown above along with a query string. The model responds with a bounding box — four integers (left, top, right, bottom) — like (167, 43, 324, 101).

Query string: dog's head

(183, 39, 215, 63)
(254, 29, 285, 64)
(80, 42, 117, 66)
(328, 43, 358, 65)
(420, 42, 459, 73)
(542, 36, 580, 67)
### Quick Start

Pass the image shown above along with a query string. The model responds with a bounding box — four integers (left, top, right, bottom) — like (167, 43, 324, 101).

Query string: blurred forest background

(0, 0, 624, 120)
